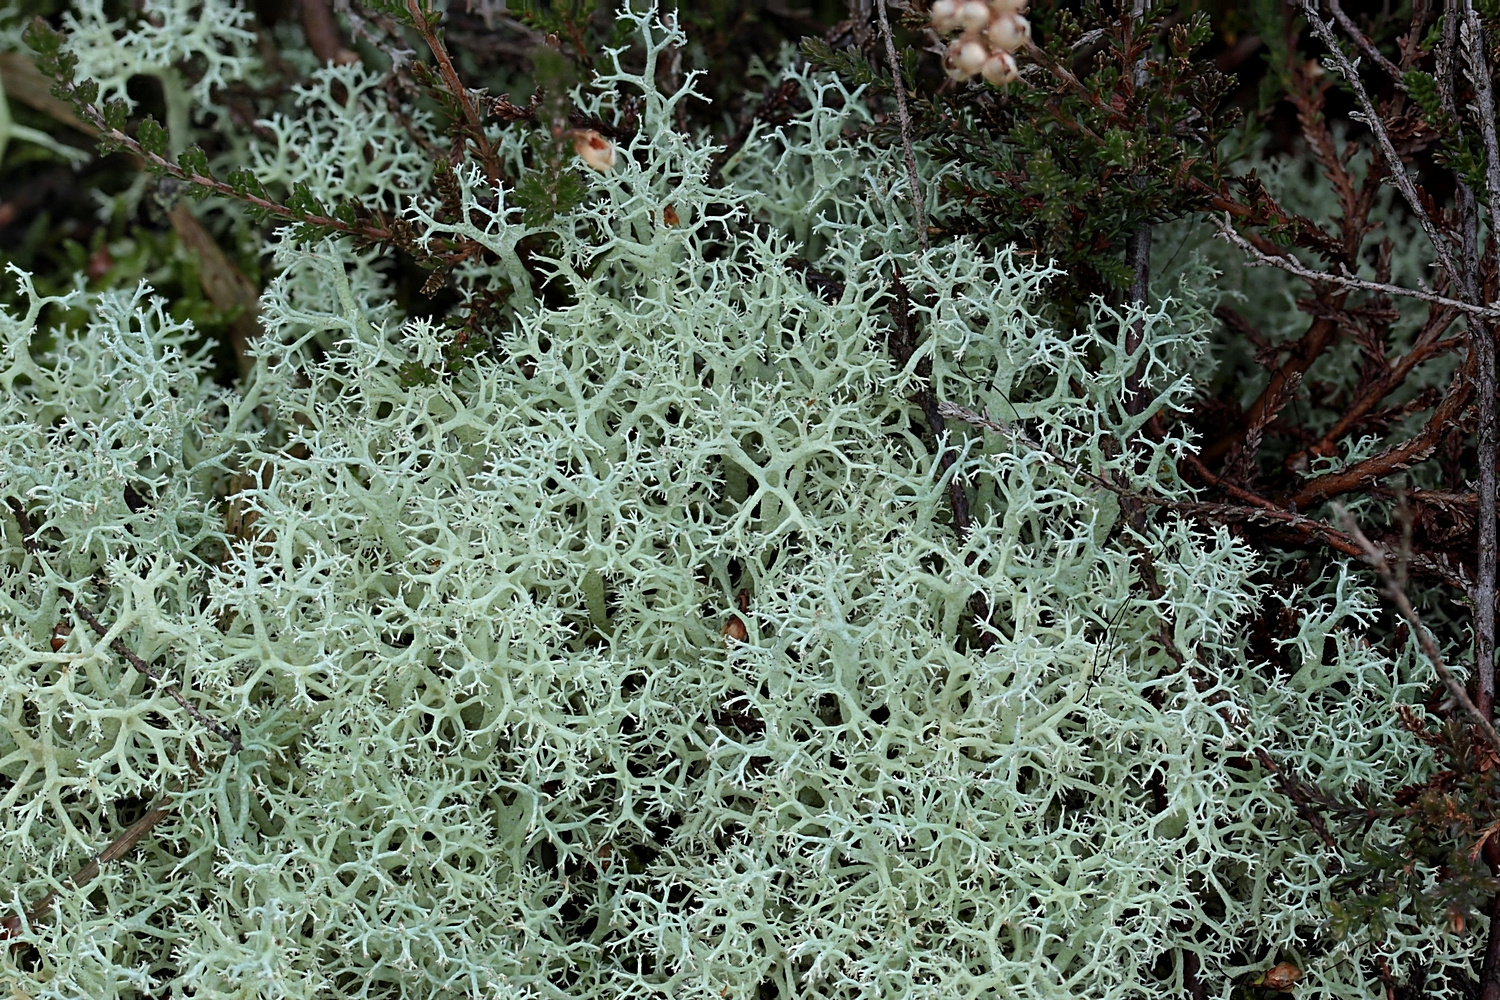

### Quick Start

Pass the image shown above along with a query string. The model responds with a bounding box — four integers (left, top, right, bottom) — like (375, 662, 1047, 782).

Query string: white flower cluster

(930, 0, 1030, 84)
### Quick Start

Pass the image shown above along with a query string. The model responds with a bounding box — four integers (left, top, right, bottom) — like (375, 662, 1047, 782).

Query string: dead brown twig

(0, 793, 175, 946)
(938, 400, 1376, 558)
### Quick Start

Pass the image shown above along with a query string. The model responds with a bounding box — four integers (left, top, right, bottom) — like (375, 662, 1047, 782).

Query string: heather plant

(2, 1, 1500, 999)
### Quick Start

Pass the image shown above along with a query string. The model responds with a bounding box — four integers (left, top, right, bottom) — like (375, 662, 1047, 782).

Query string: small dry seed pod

(572, 129, 616, 172)
(982, 49, 1019, 85)
(986, 12, 1030, 51)
(958, 0, 991, 31)
(1258, 962, 1303, 993)
(86, 246, 114, 283)
(929, 0, 960, 32)
(722, 589, 751, 643)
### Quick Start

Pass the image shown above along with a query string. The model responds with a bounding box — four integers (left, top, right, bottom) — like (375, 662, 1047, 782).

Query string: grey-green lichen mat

(0, 8, 1454, 998)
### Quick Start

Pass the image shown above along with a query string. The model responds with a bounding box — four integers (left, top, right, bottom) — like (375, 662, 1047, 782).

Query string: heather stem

(874, 0, 928, 254)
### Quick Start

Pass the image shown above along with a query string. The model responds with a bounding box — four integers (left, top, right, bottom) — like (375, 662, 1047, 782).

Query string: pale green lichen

(0, 6, 1476, 999)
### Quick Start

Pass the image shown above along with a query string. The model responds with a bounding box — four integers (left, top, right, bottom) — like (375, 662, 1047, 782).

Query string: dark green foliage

(508, 0, 620, 67)
(135, 116, 167, 157)
(1402, 69, 1489, 203)
(225, 167, 270, 206)
(284, 182, 325, 219)
(21, 16, 74, 83)
(397, 360, 442, 387)
(800, 36, 889, 88)
(177, 145, 211, 181)
(71, 78, 96, 110)
(514, 166, 589, 225)
(914, 1, 1237, 307)
(360, 0, 420, 23)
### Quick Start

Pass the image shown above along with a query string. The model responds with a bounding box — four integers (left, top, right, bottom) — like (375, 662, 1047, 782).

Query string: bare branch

(874, 0, 927, 252)
(1124, 0, 1151, 419)
(1214, 214, 1500, 319)
(1325, 0, 1404, 82)
(1460, 0, 1499, 719)
(1462, 3, 1500, 273)
(1, 794, 174, 945)
(936, 401, 1375, 560)
(1287, 346, 1476, 511)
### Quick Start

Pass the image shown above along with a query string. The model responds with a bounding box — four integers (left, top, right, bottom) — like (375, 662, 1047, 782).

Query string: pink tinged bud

(987, 12, 1030, 50)
(989, 0, 1027, 13)
(573, 130, 616, 172)
(982, 49, 1018, 84)
(958, 0, 991, 31)
(943, 39, 968, 78)
(930, 0, 960, 32)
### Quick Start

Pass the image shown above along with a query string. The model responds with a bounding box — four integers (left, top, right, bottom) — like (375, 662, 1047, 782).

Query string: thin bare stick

(72, 605, 243, 752)
(874, 0, 928, 253)
(1460, 1, 1500, 294)
(1, 794, 173, 944)
(1461, 1, 1499, 718)
(1214, 214, 1500, 319)
(1123, 0, 1152, 417)
(1325, 0, 1404, 82)
(1334, 504, 1500, 753)
(6, 498, 242, 753)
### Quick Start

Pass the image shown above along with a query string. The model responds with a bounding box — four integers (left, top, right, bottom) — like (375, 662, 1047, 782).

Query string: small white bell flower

(982, 49, 1019, 84)
(958, 0, 992, 31)
(987, 13, 1030, 51)
(930, 0, 961, 32)
(944, 39, 968, 78)
(956, 38, 989, 76)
